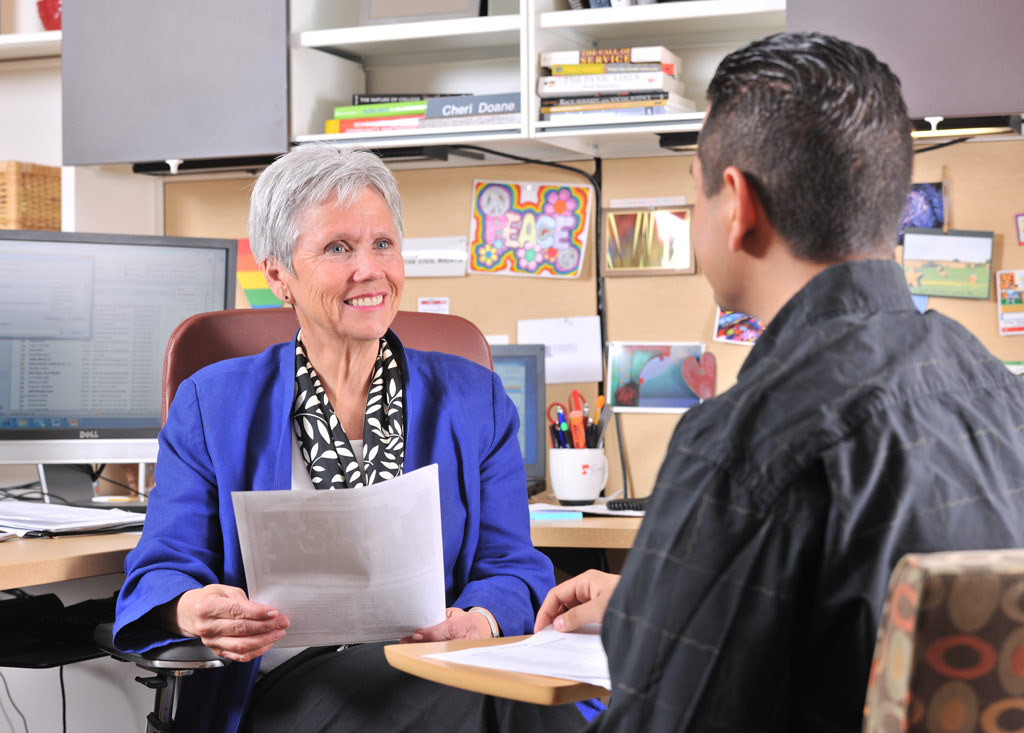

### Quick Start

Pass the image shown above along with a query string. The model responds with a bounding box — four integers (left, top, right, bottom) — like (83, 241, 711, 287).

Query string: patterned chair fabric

(863, 550, 1024, 733)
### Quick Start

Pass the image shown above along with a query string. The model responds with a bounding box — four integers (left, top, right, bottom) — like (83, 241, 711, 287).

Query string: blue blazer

(114, 331, 558, 733)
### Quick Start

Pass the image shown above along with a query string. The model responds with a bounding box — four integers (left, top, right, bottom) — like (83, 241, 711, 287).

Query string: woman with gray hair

(112, 146, 596, 732)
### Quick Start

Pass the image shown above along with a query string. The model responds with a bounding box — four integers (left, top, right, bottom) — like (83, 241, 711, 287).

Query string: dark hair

(698, 32, 912, 262)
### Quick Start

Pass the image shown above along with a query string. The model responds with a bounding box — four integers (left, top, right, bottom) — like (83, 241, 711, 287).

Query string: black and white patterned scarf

(292, 331, 405, 488)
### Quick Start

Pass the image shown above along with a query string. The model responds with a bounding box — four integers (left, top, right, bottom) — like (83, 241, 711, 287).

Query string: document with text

(232, 464, 446, 647)
(426, 624, 611, 690)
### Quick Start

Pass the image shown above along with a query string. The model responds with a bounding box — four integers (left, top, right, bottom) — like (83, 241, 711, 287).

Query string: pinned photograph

(714, 308, 764, 345)
(606, 341, 705, 413)
(898, 182, 945, 244)
(602, 206, 695, 276)
(902, 228, 993, 300)
(997, 270, 1024, 336)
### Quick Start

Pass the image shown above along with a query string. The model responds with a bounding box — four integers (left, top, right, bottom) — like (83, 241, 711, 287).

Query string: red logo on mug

(581, 464, 590, 475)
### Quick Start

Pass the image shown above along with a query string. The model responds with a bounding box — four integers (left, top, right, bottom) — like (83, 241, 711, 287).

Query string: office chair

(862, 550, 1024, 732)
(95, 307, 492, 731)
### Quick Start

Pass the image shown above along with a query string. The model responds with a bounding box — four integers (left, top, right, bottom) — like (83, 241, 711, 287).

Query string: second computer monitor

(490, 344, 546, 491)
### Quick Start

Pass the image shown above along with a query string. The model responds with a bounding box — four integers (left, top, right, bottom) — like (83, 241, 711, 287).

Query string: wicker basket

(0, 161, 61, 231)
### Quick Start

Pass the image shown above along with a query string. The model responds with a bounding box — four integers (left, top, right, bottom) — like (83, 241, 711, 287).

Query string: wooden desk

(0, 533, 139, 589)
(0, 516, 638, 589)
(384, 636, 607, 705)
(530, 516, 641, 549)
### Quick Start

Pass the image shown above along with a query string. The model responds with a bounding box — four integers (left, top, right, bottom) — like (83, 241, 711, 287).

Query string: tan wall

(162, 139, 1024, 498)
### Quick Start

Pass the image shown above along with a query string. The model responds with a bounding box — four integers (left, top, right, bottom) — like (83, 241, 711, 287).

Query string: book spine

(333, 100, 427, 119)
(352, 94, 427, 104)
(540, 45, 680, 67)
(550, 62, 673, 76)
(350, 93, 469, 105)
(326, 116, 422, 134)
(542, 91, 669, 107)
(541, 98, 669, 113)
(419, 112, 521, 128)
(541, 106, 672, 121)
(537, 72, 681, 98)
(424, 92, 520, 119)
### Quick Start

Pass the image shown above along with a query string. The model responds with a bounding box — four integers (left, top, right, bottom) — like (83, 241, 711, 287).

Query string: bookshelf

(290, 0, 787, 165)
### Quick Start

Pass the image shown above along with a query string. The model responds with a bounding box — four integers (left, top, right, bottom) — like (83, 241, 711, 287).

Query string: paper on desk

(517, 316, 603, 384)
(529, 501, 645, 517)
(0, 502, 144, 536)
(232, 464, 447, 648)
(426, 624, 611, 690)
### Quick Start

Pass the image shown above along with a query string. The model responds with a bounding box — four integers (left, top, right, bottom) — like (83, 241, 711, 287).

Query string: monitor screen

(0, 230, 237, 466)
(490, 344, 546, 488)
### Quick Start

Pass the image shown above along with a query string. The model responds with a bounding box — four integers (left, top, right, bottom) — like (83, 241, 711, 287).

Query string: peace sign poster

(468, 180, 593, 278)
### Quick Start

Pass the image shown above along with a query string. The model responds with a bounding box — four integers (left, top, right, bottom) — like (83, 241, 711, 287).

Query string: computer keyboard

(606, 496, 648, 512)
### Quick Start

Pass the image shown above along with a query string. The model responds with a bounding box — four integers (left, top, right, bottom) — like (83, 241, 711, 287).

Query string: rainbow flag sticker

(237, 238, 282, 308)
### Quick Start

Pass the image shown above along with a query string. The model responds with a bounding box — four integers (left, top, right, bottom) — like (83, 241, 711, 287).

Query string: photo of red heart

(681, 352, 716, 400)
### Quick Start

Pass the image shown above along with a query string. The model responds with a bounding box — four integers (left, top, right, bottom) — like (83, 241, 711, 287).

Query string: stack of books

(324, 93, 521, 135)
(537, 46, 695, 123)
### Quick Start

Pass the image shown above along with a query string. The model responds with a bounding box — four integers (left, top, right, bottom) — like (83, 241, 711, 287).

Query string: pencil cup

(549, 448, 608, 505)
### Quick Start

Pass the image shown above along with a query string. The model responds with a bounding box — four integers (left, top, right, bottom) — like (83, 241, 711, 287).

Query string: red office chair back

(161, 308, 492, 424)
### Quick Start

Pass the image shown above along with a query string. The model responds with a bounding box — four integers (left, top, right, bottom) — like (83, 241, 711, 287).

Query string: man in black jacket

(536, 32, 1024, 732)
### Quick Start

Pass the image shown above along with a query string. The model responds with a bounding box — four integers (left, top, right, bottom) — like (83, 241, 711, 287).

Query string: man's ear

(720, 165, 760, 255)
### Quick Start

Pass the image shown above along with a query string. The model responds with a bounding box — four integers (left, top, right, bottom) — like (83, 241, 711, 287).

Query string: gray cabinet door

(63, 0, 289, 166)
(787, 0, 1024, 119)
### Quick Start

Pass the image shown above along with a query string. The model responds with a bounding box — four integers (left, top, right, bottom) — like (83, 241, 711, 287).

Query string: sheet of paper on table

(232, 464, 446, 648)
(0, 502, 144, 537)
(425, 624, 611, 690)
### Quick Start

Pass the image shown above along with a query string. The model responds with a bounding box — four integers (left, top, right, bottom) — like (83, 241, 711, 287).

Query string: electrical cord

(446, 145, 631, 499)
(67, 464, 145, 497)
(914, 136, 969, 154)
(0, 670, 28, 733)
(0, 487, 72, 505)
(60, 666, 66, 733)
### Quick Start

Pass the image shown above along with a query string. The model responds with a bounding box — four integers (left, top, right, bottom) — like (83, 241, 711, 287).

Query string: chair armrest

(93, 622, 229, 671)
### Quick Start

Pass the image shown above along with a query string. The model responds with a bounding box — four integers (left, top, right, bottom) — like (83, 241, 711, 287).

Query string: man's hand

(534, 569, 620, 633)
(159, 584, 289, 662)
(401, 607, 492, 643)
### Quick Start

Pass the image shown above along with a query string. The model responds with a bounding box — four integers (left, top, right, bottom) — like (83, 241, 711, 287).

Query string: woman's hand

(534, 569, 620, 633)
(401, 607, 493, 643)
(158, 584, 290, 662)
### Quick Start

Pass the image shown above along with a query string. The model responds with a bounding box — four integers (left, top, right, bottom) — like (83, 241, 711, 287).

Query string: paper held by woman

(231, 463, 445, 647)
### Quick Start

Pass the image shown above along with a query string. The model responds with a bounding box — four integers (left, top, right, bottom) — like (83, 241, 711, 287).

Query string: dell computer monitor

(0, 230, 237, 473)
(490, 344, 546, 491)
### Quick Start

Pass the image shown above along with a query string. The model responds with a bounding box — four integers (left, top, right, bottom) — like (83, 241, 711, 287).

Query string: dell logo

(79, 430, 100, 439)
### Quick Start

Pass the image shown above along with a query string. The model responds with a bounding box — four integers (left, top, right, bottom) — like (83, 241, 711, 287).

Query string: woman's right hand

(159, 584, 290, 662)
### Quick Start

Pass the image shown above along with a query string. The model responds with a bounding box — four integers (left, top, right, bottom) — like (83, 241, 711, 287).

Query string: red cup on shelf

(37, 0, 62, 31)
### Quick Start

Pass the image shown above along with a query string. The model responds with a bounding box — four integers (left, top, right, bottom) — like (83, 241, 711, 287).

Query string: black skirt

(242, 641, 591, 733)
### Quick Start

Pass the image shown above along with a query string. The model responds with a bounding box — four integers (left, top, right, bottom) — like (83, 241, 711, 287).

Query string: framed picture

(606, 341, 704, 413)
(602, 205, 695, 277)
(359, 0, 483, 25)
(902, 228, 994, 300)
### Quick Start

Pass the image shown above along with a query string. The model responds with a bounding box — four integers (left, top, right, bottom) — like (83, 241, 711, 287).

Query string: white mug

(549, 448, 608, 505)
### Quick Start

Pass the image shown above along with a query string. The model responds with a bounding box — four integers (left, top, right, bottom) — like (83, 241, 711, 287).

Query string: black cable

(0, 487, 72, 504)
(447, 144, 631, 499)
(60, 665, 67, 733)
(67, 464, 145, 497)
(914, 136, 969, 155)
(0, 669, 28, 733)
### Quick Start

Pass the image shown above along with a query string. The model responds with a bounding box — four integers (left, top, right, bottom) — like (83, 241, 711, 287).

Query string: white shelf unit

(291, 9, 532, 164)
(0, 30, 61, 61)
(531, 0, 786, 158)
(291, 0, 786, 165)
